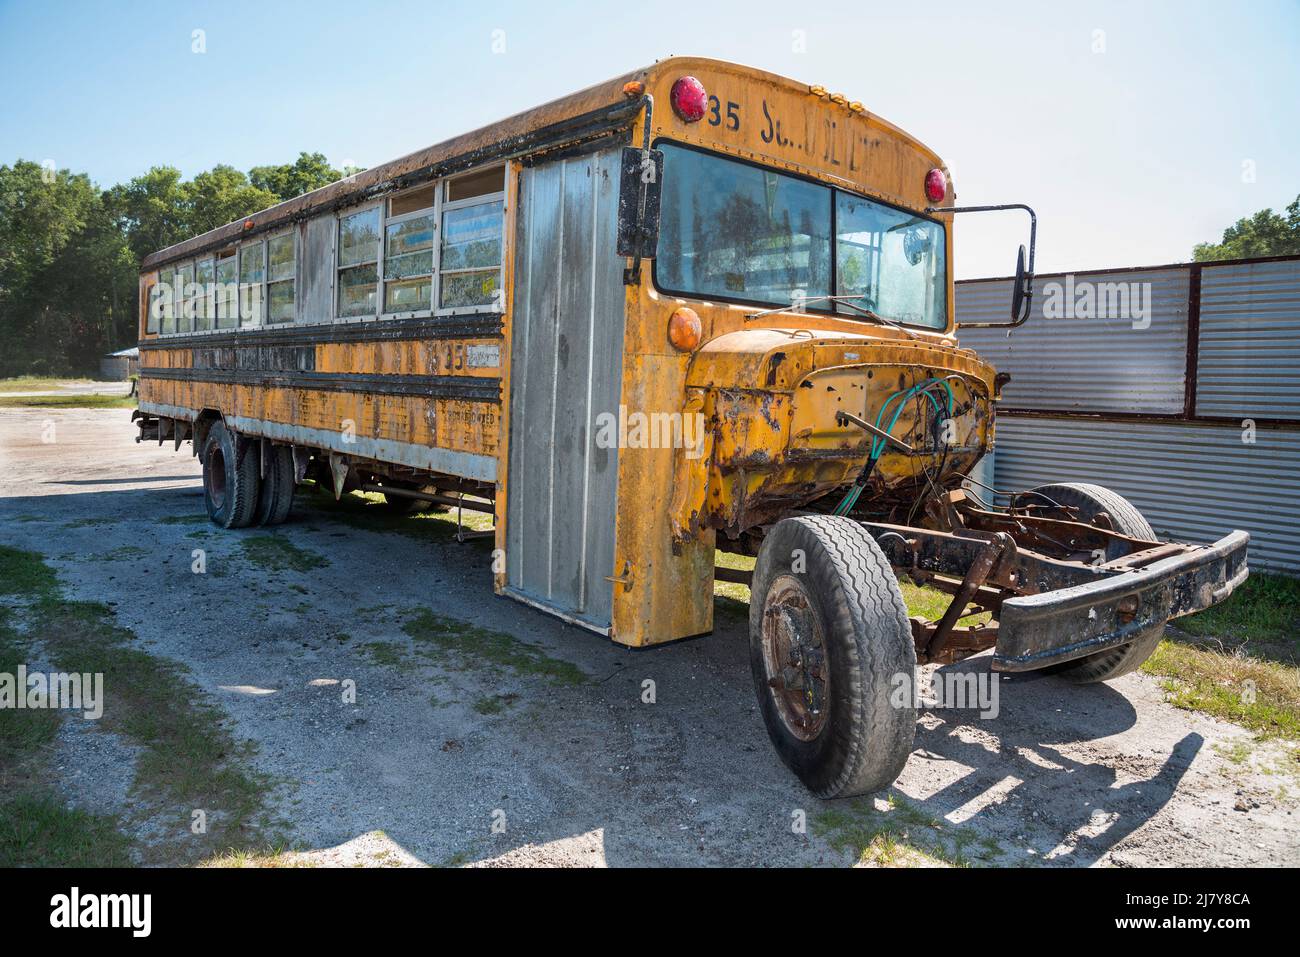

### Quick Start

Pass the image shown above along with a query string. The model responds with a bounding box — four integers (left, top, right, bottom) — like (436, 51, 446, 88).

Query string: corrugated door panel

(991, 415, 1300, 573)
(956, 268, 1189, 413)
(506, 149, 625, 629)
(1196, 258, 1300, 419)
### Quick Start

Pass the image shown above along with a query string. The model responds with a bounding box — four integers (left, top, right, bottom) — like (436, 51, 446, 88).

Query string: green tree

(103, 166, 189, 265)
(249, 151, 358, 202)
(0, 161, 125, 375)
(1, 151, 362, 375)
(182, 164, 278, 235)
(1193, 195, 1300, 262)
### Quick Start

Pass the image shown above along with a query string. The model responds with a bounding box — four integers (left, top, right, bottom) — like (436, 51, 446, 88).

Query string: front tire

(1019, 482, 1165, 683)
(749, 516, 916, 799)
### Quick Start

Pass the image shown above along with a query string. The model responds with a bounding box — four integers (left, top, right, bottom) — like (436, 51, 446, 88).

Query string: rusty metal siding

(990, 414, 1300, 573)
(1195, 258, 1300, 419)
(956, 267, 1190, 413)
(298, 214, 336, 323)
(506, 148, 626, 631)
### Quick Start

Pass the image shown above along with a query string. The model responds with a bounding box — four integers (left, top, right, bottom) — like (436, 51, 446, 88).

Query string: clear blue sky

(1, 0, 1296, 277)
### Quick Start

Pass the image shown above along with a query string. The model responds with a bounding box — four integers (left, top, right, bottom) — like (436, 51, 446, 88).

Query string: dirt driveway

(2, 407, 1296, 867)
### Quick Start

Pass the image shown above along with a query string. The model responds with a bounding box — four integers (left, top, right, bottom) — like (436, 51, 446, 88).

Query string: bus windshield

(655, 142, 947, 329)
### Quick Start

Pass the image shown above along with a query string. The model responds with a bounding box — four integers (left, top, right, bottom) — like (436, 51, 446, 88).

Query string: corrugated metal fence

(956, 255, 1300, 574)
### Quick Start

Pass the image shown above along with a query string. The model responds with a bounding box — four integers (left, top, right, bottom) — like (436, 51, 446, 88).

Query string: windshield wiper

(745, 295, 917, 338)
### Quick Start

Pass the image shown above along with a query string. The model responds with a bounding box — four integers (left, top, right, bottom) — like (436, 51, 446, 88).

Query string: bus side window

(337, 206, 381, 318)
(195, 258, 216, 332)
(146, 280, 161, 335)
(215, 250, 238, 329)
(383, 184, 436, 315)
(267, 233, 296, 324)
(439, 166, 505, 311)
(239, 241, 265, 327)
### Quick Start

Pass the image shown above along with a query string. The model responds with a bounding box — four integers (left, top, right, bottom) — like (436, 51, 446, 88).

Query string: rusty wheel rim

(208, 446, 227, 509)
(761, 575, 829, 741)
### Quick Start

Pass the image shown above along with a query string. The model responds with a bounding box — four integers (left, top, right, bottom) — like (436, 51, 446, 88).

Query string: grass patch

(0, 791, 133, 867)
(157, 514, 209, 526)
(813, 793, 1001, 868)
(240, 535, 329, 573)
(0, 609, 60, 770)
(361, 641, 410, 670)
(711, 549, 984, 628)
(402, 609, 587, 684)
(0, 376, 97, 393)
(0, 545, 60, 599)
(307, 488, 494, 546)
(61, 517, 120, 529)
(200, 845, 315, 868)
(0, 393, 135, 409)
(32, 598, 270, 857)
(0, 607, 133, 867)
(473, 693, 519, 715)
(1141, 640, 1300, 740)
(1175, 573, 1300, 661)
(0, 547, 273, 865)
(96, 545, 148, 562)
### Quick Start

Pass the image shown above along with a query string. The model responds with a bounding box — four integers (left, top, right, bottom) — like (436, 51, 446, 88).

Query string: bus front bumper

(991, 530, 1250, 672)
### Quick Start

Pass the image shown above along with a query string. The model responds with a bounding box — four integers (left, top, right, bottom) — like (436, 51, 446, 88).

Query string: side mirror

(617, 147, 663, 259)
(934, 203, 1037, 329)
(1010, 244, 1031, 322)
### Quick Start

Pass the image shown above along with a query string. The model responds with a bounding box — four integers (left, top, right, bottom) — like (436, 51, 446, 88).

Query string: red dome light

(670, 76, 708, 123)
(924, 168, 947, 203)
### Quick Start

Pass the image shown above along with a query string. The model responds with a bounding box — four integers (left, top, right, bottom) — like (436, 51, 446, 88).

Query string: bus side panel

(137, 326, 503, 482)
(505, 148, 626, 633)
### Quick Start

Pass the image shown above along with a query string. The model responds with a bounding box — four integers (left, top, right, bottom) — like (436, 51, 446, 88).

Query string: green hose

(832, 376, 955, 516)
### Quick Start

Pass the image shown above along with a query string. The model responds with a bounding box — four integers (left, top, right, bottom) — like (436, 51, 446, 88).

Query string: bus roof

(141, 57, 946, 272)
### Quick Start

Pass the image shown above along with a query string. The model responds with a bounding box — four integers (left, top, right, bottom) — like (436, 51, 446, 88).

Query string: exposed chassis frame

(855, 490, 1249, 669)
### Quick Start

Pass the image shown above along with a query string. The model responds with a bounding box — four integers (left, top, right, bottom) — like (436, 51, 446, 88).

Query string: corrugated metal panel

(990, 415, 1300, 573)
(956, 267, 1189, 413)
(1195, 258, 1300, 419)
(506, 149, 626, 630)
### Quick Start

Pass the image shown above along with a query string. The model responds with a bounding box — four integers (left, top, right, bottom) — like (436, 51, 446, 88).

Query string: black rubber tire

(1023, 482, 1165, 684)
(201, 421, 260, 529)
(253, 444, 296, 526)
(749, 515, 916, 799)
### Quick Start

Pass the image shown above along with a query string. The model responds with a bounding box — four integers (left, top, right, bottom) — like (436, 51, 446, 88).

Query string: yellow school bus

(136, 57, 1248, 797)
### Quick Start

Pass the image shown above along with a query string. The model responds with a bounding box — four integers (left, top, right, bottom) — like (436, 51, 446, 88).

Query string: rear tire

(253, 444, 296, 526)
(202, 421, 260, 529)
(749, 515, 916, 799)
(1020, 482, 1165, 683)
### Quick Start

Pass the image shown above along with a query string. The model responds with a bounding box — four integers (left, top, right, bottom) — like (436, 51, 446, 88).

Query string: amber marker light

(668, 306, 702, 351)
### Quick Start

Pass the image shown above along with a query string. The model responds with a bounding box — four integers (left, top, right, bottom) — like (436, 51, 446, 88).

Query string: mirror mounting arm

(926, 202, 1037, 328)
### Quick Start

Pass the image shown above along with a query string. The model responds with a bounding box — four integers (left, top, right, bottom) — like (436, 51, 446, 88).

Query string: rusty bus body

(135, 58, 1248, 797)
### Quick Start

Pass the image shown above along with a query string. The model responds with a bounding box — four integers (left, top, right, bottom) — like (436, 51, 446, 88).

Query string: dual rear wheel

(201, 421, 295, 528)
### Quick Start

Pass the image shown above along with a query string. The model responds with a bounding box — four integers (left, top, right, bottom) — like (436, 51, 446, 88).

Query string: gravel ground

(2, 407, 1296, 867)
